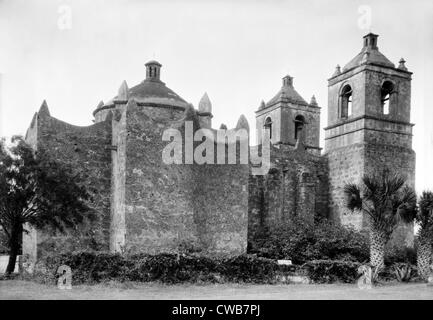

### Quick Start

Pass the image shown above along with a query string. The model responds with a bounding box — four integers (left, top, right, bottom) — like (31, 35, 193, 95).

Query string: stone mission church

(22, 33, 415, 263)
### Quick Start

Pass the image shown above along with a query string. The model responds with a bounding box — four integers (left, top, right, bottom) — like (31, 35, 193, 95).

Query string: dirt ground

(0, 280, 433, 300)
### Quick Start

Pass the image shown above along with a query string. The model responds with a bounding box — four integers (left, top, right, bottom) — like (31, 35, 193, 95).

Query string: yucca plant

(415, 191, 433, 281)
(393, 263, 415, 282)
(344, 170, 417, 271)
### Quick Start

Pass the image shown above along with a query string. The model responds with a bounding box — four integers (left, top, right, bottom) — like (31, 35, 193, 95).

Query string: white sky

(0, 0, 432, 192)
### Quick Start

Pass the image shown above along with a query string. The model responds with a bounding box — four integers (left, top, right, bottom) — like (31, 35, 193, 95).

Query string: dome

(145, 60, 162, 66)
(126, 79, 187, 107)
(94, 61, 188, 116)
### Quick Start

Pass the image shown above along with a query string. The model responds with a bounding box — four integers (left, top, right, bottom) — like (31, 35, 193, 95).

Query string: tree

(344, 170, 417, 270)
(416, 191, 433, 280)
(0, 136, 96, 275)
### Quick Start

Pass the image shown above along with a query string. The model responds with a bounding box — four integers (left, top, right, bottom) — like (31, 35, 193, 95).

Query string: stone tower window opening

(294, 115, 306, 141)
(264, 117, 272, 140)
(381, 81, 394, 115)
(340, 85, 353, 118)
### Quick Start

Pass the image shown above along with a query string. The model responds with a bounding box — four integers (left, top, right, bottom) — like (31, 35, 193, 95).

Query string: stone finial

(198, 92, 212, 113)
(118, 80, 129, 101)
(236, 114, 249, 132)
(219, 123, 227, 130)
(398, 58, 408, 71)
(38, 100, 50, 117)
(332, 65, 341, 77)
(310, 95, 318, 106)
(259, 100, 266, 110)
(96, 100, 104, 109)
(30, 112, 38, 128)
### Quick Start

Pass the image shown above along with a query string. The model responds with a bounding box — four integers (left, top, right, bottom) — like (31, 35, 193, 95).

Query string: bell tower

(255, 74, 321, 155)
(325, 33, 415, 246)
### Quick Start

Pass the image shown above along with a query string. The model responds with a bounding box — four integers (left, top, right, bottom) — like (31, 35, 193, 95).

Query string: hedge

(302, 260, 361, 284)
(33, 252, 279, 285)
(250, 217, 370, 264)
(33, 251, 388, 285)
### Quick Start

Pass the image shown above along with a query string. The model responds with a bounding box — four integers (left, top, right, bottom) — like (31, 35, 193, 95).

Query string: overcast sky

(0, 0, 432, 192)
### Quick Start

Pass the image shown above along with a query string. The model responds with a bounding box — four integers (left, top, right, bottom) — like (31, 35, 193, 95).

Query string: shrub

(219, 255, 277, 283)
(384, 245, 417, 266)
(31, 251, 278, 285)
(393, 263, 416, 282)
(250, 217, 369, 264)
(127, 253, 219, 284)
(302, 260, 361, 284)
(36, 251, 129, 284)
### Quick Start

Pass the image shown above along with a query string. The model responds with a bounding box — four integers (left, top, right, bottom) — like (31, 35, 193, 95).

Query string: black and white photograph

(0, 0, 432, 308)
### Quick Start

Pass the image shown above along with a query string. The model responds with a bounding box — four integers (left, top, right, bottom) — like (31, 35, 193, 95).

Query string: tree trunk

(417, 236, 432, 281)
(370, 227, 387, 271)
(5, 224, 22, 276)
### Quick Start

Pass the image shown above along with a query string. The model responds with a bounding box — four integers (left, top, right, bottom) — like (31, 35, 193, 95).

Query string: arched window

(264, 117, 272, 140)
(340, 85, 353, 118)
(381, 81, 394, 115)
(294, 115, 306, 141)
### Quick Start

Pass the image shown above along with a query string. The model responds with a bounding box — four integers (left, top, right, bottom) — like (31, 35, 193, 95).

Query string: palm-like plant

(344, 170, 417, 271)
(415, 191, 433, 280)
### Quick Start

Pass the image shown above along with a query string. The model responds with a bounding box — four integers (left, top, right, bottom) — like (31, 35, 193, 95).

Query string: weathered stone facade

(248, 143, 329, 247)
(324, 33, 415, 246)
(23, 61, 249, 263)
(23, 101, 113, 259)
(255, 75, 321, 156)
(22, 33, 416, 263)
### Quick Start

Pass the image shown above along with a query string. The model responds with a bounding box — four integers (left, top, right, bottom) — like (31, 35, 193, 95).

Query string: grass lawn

(0, 280, 432, 300)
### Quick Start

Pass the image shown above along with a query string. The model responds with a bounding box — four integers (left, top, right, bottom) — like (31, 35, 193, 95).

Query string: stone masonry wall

(123, 101, 197, 253)
(193, 142, 249, 255)
(326, 140, 415, 244)
(123, 102, 249, 255)
(326, 143, 366, 229)
(248, 144, 329, 249)
(24, 109, 112, 258)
